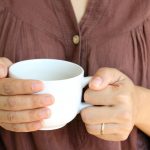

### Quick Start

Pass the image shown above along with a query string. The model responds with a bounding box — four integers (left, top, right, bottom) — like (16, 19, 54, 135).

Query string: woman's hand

(81, 68, 139, 141)
(0, 57, 54, 132)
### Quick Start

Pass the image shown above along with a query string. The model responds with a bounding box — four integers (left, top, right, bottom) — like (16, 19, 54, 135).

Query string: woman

(0, 0, 150, 149)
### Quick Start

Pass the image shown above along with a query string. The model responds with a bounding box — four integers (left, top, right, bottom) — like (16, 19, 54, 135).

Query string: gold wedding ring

(100, 123, 105, 135)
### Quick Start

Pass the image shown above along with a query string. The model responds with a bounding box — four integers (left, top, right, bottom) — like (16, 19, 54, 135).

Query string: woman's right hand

(0, 57, 54, 132)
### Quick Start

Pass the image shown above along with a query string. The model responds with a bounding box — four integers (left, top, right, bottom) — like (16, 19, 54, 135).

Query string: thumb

(89, 67, 127, 91)
(0, 57, 12, 78)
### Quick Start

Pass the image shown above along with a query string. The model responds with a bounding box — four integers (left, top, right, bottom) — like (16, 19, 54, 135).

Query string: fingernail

(32, 82, 43, 91)
(90, 77, 103, 88)
(39, 109, 50, 118)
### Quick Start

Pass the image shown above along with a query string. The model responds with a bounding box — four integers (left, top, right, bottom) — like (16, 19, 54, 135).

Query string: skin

(0, 58, 53, 132)
(70, 0, 88, 23)
(81, 71, 150, 141)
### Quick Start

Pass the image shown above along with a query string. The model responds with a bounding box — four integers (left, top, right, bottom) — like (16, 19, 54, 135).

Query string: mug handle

(78, 76, 92, 112)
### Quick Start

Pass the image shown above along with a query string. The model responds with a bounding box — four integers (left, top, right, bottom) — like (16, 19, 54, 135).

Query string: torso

(0, 0, 150, 150)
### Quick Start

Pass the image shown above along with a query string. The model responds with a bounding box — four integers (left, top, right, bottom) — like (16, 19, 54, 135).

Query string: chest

(1, 0, 147, 85)
(70, 0, 88, 23)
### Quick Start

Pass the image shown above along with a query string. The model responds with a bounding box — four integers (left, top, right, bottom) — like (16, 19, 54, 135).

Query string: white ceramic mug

(9, 59, 91, 130)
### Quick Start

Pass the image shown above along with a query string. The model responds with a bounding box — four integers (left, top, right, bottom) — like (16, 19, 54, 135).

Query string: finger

(85, 123, 131, 136)
(0, 57, 12, 78)
(0, 78, 43, 95)
(0, 94, 54, 111)
(85, 123, 130, 141)
(81, 106, 129, 125)
(0, 57, 12, 67)
(89, 68, 129, 91)
(84, 87, 115, 105)
(95, 134, 128, 141)
(0, 108, 50, 123)
(0, 121, 43, 132)
(84, 87, 131, 106)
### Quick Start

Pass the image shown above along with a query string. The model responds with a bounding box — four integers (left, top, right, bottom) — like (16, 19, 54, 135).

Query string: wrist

(134, 86, 150, 126)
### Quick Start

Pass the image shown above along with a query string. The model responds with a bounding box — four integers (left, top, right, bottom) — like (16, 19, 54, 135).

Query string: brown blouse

(0, 0, 150, 150)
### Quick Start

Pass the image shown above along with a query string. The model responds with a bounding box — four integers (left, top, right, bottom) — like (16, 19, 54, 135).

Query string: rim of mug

(9, 59, 84, 81)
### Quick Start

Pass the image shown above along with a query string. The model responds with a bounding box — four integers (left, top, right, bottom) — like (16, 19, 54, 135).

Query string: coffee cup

(9, 59, 91, 130)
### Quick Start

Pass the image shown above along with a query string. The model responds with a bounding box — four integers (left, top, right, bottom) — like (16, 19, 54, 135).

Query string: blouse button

(73, 35, 80, 45)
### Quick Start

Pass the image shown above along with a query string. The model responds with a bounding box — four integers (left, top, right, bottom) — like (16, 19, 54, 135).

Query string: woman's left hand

(81, 68, 139, 141)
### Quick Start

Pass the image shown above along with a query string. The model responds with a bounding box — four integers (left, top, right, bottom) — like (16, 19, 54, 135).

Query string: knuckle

(120, 110, 131, 121)
(32, 95, 42, 106)
(6, 112, 15, 123)
(29, 109, 42, 121)
(116, 94, 129, 104)
(21, 80, 33, 94)
(7, 96, 17, 110)
(3, 82, 14, 95)
(28, 111, 35, 121)
(29, 96, 36, 108)
(20, 81, 27, 92)
(22, 81, 32, 92)
(84, 90, 91, 103)
(115, 109, 131, 122)
(28, 110, 38, 121)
